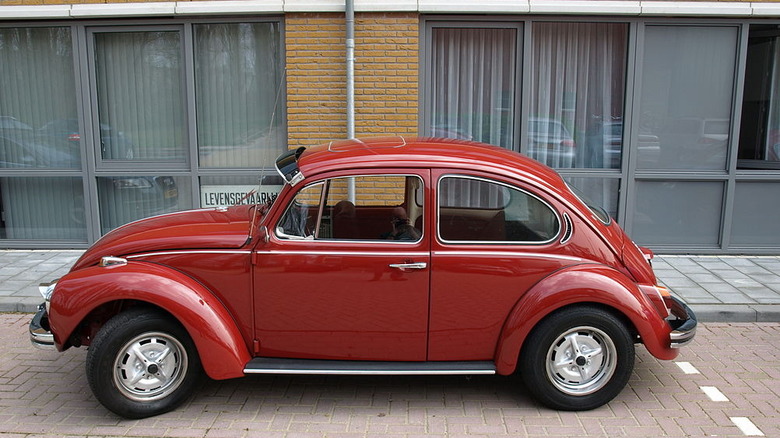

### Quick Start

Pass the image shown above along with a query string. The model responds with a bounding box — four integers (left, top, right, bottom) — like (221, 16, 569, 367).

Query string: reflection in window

(97, 176, 191, 234)
(564, 177, 619, 223)
(195, 23, 285, 169)
(739, 25, 780, 170)
(438, 176, 559, 243)
(637, 26, 737, 171)
(0, 27, 80, 169)
(429, 27, 517, 147)
(530, 22, 627, 169)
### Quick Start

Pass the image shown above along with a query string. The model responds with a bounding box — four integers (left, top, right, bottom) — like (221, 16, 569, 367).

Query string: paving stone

(1, 315, 779, 437)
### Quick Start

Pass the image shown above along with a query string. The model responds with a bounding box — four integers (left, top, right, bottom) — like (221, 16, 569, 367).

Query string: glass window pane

(632, 181, 723, 246)
(529, 22, 628, 169)
(564, 177, 620, 221)
(438, 177, 559, 242)
(731, 182, 780, 246)
(320, 176, 422, 241)
(637, 26, 737, 171)
(0, 28, 80, 169)
(277, 182, 323, 239)
(94, 31, 186, 162)
(97, 175, 192, 234)
(195, 23, 285, 169)
(738, 25, 780, 170)
(0, 177, 86, 241)
(429, 27, 517, 148)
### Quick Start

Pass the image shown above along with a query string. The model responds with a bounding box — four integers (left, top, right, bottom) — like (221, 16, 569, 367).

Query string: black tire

(519, 305, 634, 411)
(86, 308, 202, 419)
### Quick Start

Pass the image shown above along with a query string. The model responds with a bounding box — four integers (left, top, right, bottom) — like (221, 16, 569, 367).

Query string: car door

(253, 170, 430, 361)
(428, 171, 579, 361)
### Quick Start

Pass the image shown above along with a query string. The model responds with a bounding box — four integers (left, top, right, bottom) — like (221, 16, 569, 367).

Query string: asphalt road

(1, 314, 778, 437)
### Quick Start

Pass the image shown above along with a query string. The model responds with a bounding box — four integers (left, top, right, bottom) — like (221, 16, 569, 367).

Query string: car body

(29, 137, 696, 418)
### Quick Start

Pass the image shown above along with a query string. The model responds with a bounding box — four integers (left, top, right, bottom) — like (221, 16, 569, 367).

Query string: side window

(277, 182, 323, 239)
(438, 176, 559, 243)
(278, 175, 424, 242)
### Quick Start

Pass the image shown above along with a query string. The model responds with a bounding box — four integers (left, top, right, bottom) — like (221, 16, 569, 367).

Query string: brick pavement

(0, 313, 778, 437)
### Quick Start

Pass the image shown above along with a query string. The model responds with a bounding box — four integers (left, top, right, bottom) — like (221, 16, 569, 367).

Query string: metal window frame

(0, 16, 285, 248)
(420, 15, 780, 254)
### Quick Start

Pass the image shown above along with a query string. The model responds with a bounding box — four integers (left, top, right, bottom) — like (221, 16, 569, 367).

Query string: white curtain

(194, 23, 284, 169)
(430, 27, 517, 148)
(530, 23, 627, 169)
(95, 31, 185, 161)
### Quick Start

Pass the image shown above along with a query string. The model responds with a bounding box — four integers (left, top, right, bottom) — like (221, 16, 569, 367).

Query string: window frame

(436, 174, 561, 246)
(275, 174, 425, 244)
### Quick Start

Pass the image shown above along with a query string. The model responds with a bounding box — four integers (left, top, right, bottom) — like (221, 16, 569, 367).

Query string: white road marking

(731, 417, 764, 436)
(676, 361, 700, 374)
(701, 386, 729, 402)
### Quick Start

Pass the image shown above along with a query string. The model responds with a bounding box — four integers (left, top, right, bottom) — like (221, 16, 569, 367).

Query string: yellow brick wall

(285, 12, 420, 149)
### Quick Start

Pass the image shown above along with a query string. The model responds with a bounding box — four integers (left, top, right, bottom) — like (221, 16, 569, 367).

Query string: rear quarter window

(438, 176, 560, 243)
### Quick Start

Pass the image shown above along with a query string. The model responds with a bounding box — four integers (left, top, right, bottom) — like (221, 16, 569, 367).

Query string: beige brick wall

(285, 12, 420, 149)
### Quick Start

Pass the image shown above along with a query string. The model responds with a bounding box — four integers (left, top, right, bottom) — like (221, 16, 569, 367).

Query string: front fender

(494, 264, 677, 375)
(49, 261, 251, 380)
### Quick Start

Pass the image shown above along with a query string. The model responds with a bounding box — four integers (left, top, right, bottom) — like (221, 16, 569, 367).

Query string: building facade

(1, 0, 780, 253)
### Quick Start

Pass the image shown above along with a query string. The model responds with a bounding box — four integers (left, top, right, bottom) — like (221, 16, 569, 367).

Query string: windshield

(566, 183, 611, 225)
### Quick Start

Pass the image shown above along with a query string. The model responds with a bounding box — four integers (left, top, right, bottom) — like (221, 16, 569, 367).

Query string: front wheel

(519, 306, 634, 410)
(86, 308, 202, 418)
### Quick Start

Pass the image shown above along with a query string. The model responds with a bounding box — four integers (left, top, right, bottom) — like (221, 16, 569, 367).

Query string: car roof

(296, 136, 565, 191)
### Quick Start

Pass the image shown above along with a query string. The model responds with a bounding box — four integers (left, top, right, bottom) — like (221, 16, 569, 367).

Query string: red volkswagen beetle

(30, 137, 696, 418)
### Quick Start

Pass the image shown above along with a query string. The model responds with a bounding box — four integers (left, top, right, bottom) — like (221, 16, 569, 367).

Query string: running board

(243, 358, 496, 375)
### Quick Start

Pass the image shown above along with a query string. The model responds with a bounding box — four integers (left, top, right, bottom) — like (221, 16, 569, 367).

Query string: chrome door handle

(389, 262, 428, 270)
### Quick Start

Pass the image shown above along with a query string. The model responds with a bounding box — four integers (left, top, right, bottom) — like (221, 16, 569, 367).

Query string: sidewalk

(1, 250, 779, 321)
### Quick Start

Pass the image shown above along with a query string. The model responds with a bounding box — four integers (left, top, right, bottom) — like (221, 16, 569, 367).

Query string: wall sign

(200, 185, 282, 208)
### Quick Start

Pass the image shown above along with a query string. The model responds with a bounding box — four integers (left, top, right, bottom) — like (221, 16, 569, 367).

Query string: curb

(689, 304, 780, 323)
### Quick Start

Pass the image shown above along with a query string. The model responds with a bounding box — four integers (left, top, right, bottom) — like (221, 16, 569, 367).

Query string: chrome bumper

(668, 296, 697, 348)
(29, 304, 55, 350)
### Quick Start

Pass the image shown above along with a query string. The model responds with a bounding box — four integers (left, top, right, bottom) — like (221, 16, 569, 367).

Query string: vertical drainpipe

(346, 0, 357, 202)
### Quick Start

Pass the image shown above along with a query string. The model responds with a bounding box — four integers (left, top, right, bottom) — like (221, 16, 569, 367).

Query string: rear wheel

(519, 306, 634, 410)
(86, 308, 201, 418)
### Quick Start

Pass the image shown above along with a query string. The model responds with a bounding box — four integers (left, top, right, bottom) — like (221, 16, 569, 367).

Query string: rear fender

(49, 261, 251, 380)
(494, 264, 677, 375)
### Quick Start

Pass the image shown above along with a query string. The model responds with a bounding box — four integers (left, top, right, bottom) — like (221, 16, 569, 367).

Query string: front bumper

(668, 296, 697, 348)
(29, 304, 55, 350)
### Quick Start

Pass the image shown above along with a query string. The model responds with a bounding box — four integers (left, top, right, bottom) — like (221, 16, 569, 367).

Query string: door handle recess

(389, 262, 428, 271)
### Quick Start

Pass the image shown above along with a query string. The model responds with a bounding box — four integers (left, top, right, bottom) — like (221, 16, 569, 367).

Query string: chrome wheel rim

(545, 326, 617, 396)
(113, 332, 188, 402)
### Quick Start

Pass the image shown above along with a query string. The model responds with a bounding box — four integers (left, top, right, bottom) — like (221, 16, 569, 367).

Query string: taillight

(68, 133, 81, 141)
(639, 284, 672, 318)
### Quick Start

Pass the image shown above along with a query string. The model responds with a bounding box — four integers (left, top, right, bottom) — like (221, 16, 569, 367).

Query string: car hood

(71, 206, 254, 271)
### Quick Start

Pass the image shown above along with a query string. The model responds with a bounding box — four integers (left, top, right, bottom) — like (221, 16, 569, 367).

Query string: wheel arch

(493, 263, 677, 375)
(49, 261, 251, 380)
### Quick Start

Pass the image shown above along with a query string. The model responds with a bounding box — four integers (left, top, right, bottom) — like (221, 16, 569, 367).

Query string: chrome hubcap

(113, 332, 188, 402)
(545, 326, 617, 396)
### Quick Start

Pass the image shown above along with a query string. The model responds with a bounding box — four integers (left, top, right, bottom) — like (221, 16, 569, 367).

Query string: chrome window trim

(256, 250, 429, 257)
(126, 250, 251, 259)
(436, 174, 562, 245)
(432, 250, 583, 262)
(274, 174, 425, 243)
